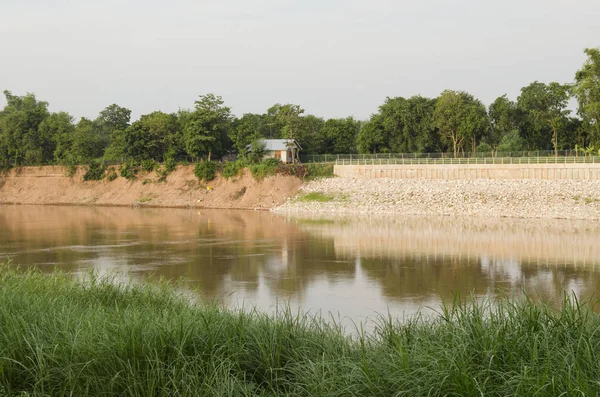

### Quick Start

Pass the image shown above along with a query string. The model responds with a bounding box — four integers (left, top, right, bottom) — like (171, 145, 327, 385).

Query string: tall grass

(1, 267, 600, 396)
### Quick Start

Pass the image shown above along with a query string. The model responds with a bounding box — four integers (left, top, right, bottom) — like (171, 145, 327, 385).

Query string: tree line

(1, 48, 599, 169)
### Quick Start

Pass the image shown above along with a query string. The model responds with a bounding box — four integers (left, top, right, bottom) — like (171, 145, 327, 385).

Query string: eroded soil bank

(0, 165, 302, 209)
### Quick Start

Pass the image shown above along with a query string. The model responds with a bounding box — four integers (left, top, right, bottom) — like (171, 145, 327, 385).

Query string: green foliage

(435, 90, 488, 157)
(321, 117, 360, 154)
(123, 111, 179, 162)
(119, 160, 139, 180)
(517, 81, 571, 155)
(488, 94, 519, 150)
(573, 47, 600, 148)
(182, 94, 232, 162)
(82, 160, 106, 181)
(66, 164, 77, 178)
(222, 160, 246, 179)
(140, 159, 157, 172)
(497, 130, 525, 152)
(249, 158, 280, 179)
(164, 157, 177, 172)
(194, 161, 217, 182)
(306, 163, 334, 179)
(247, 139, 267, 164)
(3, 268, 600, 396)
(0, 90, 52, 166)
(107, 169, 118, 182)
(476, 142, 493, 153)
(298, 192, 335, 202)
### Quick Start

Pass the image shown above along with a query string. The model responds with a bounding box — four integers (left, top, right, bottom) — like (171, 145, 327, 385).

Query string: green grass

(305, 163, 334, 179)
(298, 191, 335, 202)
(2, 267, 600, 396)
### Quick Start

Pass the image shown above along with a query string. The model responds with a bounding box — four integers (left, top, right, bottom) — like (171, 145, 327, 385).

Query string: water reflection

(0, 205, 599, 320)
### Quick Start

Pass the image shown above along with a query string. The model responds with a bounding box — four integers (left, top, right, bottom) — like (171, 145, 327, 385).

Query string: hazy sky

(1, 0, 598, 121)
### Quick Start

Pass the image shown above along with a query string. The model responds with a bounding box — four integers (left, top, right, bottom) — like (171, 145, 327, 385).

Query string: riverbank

(0, 165, 302, 209)
(1, 266, 599, 396)
(275, 177, 600, 220)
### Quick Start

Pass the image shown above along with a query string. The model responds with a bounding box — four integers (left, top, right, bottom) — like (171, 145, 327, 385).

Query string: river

(1, 205, 599, 324)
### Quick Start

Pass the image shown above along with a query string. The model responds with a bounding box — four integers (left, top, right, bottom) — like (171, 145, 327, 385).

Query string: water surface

(1, 205, 599, 323)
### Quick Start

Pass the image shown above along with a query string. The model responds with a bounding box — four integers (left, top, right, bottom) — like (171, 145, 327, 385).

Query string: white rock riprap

(273, 178, 600, 220)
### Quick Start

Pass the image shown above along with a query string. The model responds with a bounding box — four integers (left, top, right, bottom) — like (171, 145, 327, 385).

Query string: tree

(267, 103, 304, 141)
(98, 104, 132, 161)
(230, 113, 264, 154)
(573, 47, 600, 148)
(357, 114, 388, 153)
(124, 111, 179, 161)
(321, 117, 361, 154)
(40, 112, 75, 163)
(404, 96, 440, 153)
(298, 115, 325, 155)
(488, 95, 519, 152)
(434, 90, 488, 157)
(182, 94, 232, 161)
(518, 81, 571, 156)
(0, 90, 51, 166)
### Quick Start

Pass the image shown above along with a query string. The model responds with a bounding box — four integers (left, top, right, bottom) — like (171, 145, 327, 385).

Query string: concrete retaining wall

(333, 163, 600, 180)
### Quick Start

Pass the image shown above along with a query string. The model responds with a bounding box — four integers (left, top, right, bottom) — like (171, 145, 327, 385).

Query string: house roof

(251, 139, 302, 151)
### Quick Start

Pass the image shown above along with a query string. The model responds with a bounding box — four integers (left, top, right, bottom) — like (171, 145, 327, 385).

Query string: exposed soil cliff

(0, 165, 302, 209)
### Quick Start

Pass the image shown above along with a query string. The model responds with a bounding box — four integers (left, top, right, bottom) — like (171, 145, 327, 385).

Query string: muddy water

(1, 205, 600, 323)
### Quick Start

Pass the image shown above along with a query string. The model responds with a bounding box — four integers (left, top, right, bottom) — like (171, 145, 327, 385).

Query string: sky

(0, 0, 598, 121)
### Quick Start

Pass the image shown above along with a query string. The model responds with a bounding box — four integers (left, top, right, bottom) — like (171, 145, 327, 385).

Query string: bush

(276, 164, 308, 178)
(119, 160, 139, 180)
(82, 160, 106, 181)
(476, 142, 493, 154)
(222, 160, 246, 179)
(194, 161, 217, 182)
(107, 168, 118, 182)
(306, 163, 334, 179)
(249, 158, 280, 180)
(164, 157, 177, 173)
(141, 159, 158, 172)
(66, 164, 77, 178)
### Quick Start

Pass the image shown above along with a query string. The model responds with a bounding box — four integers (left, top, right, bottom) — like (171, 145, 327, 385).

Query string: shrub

(306, 163, 334, 179)
(194, 161, 217, 182)
(140, 159, 158, 172)
(222, 160, 246, 179)
(276, 164, 308, 178)
(107, 168, 118, 182)
(119, 160, 139, 180)
(249, 158, 279, 180)
(164, 157, 177, 173)
(66, 164, 77, 178)
(82, 160, 106, 181)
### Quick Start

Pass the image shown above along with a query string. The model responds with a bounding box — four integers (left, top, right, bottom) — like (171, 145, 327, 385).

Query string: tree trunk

(208, 151, 212, 162)
(453, 138, 458, 158)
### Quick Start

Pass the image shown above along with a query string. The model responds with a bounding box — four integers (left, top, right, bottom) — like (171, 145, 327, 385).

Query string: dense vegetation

(1, 48, 599, 171)
(1, 266, 600, 396)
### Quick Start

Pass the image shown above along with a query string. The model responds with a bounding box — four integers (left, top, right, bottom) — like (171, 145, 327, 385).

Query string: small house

(250, 139, 302, 164)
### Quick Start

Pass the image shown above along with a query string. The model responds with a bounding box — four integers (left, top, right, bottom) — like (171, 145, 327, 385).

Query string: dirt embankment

(0, 165, 302, 209)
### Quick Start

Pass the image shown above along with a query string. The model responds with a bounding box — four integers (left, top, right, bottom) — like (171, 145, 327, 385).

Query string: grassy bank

(1, 268, 600, 396)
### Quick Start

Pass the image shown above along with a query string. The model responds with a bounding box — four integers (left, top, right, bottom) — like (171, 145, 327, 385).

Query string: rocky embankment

(274, 178, 600, 220)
